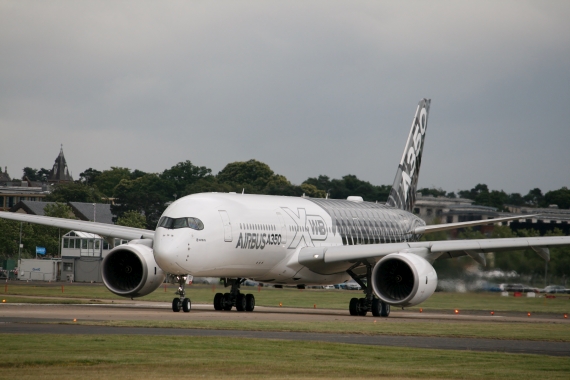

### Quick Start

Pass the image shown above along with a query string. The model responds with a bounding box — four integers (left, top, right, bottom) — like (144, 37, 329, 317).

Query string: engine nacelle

(102, 242, 166, 298)
(371, 252, 437, 307)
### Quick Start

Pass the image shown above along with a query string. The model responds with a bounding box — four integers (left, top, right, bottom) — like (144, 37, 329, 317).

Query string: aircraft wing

(298, 235, 570, 275)
(0, 211, 154, 241)
(412, 214, 537, 234)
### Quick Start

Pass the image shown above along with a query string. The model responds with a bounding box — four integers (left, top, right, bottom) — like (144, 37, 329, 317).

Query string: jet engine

(102, 241, 166, 298)
(371, 252, 437, 307)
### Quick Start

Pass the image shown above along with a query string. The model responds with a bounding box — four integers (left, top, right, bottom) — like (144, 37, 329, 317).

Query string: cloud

(1, 1, 568, 193)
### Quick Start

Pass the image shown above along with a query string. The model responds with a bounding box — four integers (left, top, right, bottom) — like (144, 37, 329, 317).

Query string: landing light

(564, 314, 568, 319)
(454, 309, 459, 314)
(490, 311, 495, 316)
(527, 312, 531, 317)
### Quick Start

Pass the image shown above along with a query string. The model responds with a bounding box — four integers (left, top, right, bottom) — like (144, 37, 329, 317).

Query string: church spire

(47, 145, 73, 183)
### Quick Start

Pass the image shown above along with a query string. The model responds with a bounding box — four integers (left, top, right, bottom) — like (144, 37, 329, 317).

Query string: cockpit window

(157, 217, 204, 230)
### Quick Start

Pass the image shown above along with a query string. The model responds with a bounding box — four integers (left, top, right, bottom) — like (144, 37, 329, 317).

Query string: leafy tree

(112, 174, 174, 229)
(22, 167, 49, 181)
(45, 182, 103, 203)
(418, 187, 447, 197)
(506, 192, 525, 206)
(185, 177, 235, 194)
(44, 203, 76, 219)
(78, 168, 102, 185)
(160, 160, 212, 198)
(93, 167, 132, 197)
(544, 187, 570, 209)
(300, 183, 326, 198)
(524, 188, 544, 207)
(217, 160, 276, 191)
(116, 210, 147, 229)
(303, 174, 390, 202)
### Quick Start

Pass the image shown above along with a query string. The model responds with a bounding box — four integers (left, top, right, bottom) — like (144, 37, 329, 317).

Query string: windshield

(157, 216, 204, 230)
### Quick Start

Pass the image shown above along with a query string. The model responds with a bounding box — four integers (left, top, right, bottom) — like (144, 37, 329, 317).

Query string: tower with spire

(47, 145, 73, 184)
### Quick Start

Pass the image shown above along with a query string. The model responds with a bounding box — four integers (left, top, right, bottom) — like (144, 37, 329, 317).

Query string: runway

(1, 303, 569, 357)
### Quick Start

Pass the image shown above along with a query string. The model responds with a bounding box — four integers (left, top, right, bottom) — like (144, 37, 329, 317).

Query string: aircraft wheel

(182, 297, 191, 312)
(349, 298, 358, 316)
(172, 298, 181, 312)
(358, 298, 368, 316)
(371, 298, 381, 317)
(245, 294, 255, 312)
(213, 293, 223, 310)
(223, 293, 233, 311)
(236, 293, 246, 311)
(380, 302, 390, 317)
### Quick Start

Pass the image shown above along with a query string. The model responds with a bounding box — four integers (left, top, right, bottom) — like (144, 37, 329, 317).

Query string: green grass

(1, 334, 569, 379)
(0, 296, 103, 304)
(70, 319, 570, 342)
(3, 283, 569, 313)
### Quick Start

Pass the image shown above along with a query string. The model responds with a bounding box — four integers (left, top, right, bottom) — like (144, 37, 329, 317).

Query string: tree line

(418, 184, 570, 211)
(7, 160, 568, 284)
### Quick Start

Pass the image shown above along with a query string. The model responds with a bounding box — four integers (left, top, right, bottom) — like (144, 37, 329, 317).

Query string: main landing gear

(347, 263, 390, 317)
(171, 275, 191, 313)
(213, 278, 255, 312)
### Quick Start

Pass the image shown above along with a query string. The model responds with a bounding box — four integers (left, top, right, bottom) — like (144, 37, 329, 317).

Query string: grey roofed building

(9, 200, 114, 224)
(47, 146, 73, 184)
(10, 200, 57, 216)
(69, 202, 114, 224)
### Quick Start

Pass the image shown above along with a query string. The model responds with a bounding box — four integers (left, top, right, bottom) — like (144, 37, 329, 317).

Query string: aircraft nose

(153, 229, 191, 274)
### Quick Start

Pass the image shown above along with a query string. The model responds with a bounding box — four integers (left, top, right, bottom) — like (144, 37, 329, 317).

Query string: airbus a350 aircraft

(2, 99, 569, 317)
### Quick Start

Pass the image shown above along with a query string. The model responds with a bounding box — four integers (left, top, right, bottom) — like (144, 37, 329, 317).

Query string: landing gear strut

(347, 263, 390, 317)
(171, 275, 191, 313)
(213, 278, 255, 312)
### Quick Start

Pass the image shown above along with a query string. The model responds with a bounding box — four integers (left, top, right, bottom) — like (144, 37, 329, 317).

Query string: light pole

(93, 203, 96, 223)
(18, 222, 22, 269)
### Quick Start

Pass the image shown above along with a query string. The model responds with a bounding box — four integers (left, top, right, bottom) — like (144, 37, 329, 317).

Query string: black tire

(349, 297, 358, 316)
(371, 298, 381, 317)
(182, 297, 191, 312)
(172, 298, 181, 312)
(358, 298, 368, 316)
(223, 293, 233, 311)
(213, 293, 223, 310)
(380, 302, 390, 317)
(245, 294, 255, 312)
(236, 293, 246, 311)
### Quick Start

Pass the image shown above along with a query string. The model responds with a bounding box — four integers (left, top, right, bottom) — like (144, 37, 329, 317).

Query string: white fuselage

(152, 193, 423, 285)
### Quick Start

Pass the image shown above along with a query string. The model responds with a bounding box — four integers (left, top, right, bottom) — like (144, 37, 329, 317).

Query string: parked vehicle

(540, 285, 568, 294)
(499, 283, 538, 293)
(345, 281, 362, 290)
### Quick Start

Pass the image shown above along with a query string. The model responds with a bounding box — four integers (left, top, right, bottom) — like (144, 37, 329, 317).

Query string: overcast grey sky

(1, 1, 569, 194)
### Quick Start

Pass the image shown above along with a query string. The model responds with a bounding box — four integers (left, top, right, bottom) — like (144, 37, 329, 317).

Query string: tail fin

(386, 99, 431, 212)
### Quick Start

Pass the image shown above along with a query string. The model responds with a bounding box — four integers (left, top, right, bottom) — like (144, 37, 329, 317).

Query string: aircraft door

(275, 211, 287, 245)
(218, 210, 232, 242)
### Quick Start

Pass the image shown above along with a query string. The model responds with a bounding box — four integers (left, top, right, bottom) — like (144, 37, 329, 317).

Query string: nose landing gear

(213, 278, 255, 312)
(170, 275, 191, 313)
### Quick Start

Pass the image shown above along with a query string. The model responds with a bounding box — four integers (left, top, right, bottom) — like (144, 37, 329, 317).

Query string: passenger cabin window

(158, 217, 204, 230)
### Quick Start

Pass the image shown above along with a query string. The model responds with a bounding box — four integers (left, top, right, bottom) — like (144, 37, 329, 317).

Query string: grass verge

(67, 319, 570, 342)
(1, 334, 569, 379)
(4, 283, 570, 313)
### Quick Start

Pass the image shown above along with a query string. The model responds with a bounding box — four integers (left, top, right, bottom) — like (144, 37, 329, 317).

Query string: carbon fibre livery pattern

(308, 198, 424, 245)
(387, 99, 430, 212)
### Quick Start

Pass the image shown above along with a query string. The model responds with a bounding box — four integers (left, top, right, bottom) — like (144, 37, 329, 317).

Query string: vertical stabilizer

(386, 99, 430, 212)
